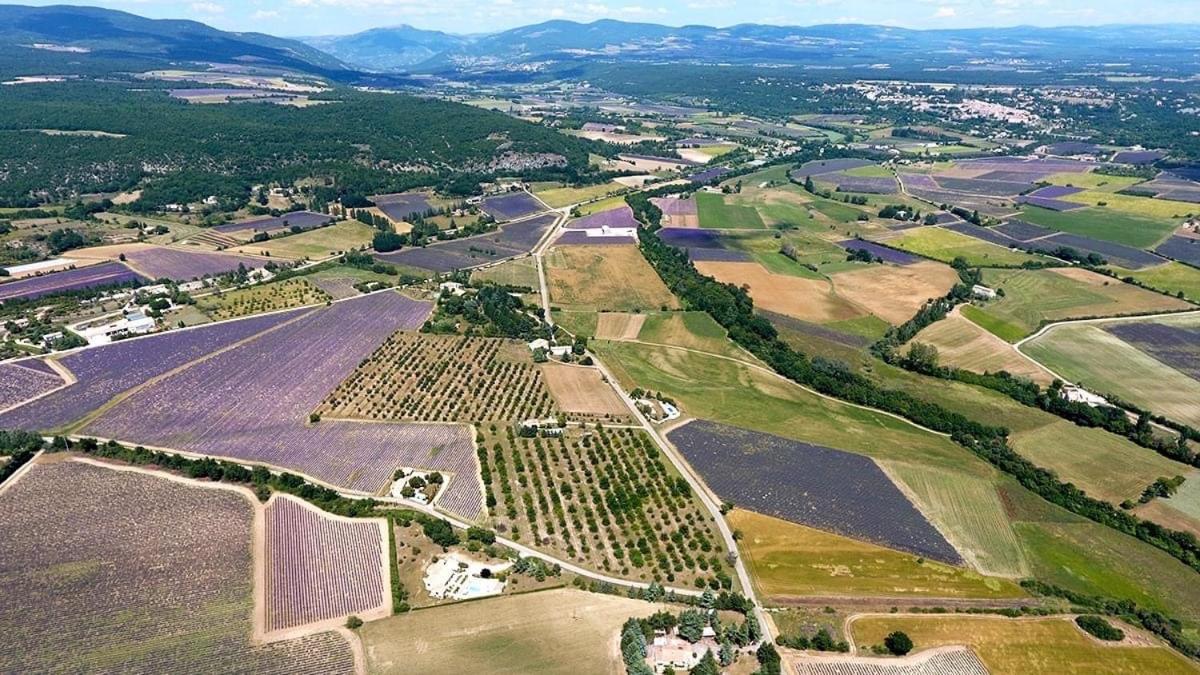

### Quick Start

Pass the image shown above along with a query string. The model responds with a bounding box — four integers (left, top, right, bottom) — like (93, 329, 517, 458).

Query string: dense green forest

(0, 80, 600, 207)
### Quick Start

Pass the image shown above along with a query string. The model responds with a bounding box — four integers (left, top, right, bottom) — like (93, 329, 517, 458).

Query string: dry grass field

(197, 278, 331, 320)
(360, 589, 671, 675)
(539, 362, 631, 418)
(829, 261, 960, 325)
(231, 221, 375, 260)
(850, 614, 1199, 674)
(471, 256, 541, 289)
(729, 509, 1024, 601)
(594, 312, 647, 340)
(318, 333, 557, 423)
(1010, 421, 1195, 505)
(477, 424, 734, 588)
(695, 260, 864, 323)
(546, 245, 680, 312)
(909, 310, 1054, 384)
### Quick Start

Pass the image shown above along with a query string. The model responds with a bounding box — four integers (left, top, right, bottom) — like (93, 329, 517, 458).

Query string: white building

(78, 311, 156, 346)
(972, 284, 998, 300)
(646, 635, 718, 674)
(423, 553, 510, 600)
(439, 281, 467, 297)
(1061, 385, 1109, 408)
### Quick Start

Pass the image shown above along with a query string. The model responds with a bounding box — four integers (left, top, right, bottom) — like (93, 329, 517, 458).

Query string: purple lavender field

(791, 158, 874, 178)
(0, 262, 146, 302)
(265, 496, 386, 632)
(1030, 233, 1165, 269)
(1029, 185, 1085, 199)
(994, 219, 1055, 242)
(956, 157, 1091, 177)
(371, 193, 432, 222)
(688, 167, 732, 184)
(0, 362, 61, 411)
(1107, 321, 1200, 380)
(556, 231, 636, 245)
(934, 176, 1035, 197)
(943, 222, 1021, 247)
(0, 309, 307, 431)
(124, 247, 266, 281)
(836, 239, 920, 265)
(480, 192, 544, 221)
(1155, 236, 1200, 267)
(651, 196, 698, 216)
(898, 173, 939, 191)
(83, 293, 483, 517)
(667, 420, 962, 564)
(659, 228, 724, 248)
(1016, 195, 1086, 211)
(1113, 150, 1166, 165)
(0, 460, 355, 674)
(566, 205, 638, 230)
(214, 211, 333, 235)
(688, 247, 752, 262)
(825, 173, 898, 194)
(376, 213, 555, 272)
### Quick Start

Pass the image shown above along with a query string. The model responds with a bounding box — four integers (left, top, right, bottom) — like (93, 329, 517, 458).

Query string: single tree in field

(884, 630, 913, 656)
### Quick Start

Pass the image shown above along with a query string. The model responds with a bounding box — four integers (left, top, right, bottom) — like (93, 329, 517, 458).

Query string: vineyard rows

(0, 460, 354, 674)
(477, 424, 733, 589)
(265, 495, 388, 632)
(320, 334, 556, 423)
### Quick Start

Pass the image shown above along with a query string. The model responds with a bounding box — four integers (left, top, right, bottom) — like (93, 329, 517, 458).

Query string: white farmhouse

(1061, 385, 1109, 408)
(972, 284, 998, 300)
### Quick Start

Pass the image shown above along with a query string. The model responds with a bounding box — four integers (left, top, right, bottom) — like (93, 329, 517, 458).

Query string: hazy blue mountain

(302, 25, 467, 71)
(0, 4, 348, 73)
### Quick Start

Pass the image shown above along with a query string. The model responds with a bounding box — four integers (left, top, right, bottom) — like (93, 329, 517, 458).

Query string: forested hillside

(0, 82, 597, 207)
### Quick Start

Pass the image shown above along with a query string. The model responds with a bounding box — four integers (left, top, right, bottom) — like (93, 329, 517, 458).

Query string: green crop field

(1063, 190, 1199, 220)
(973, 268, 1191, 339)
(842, 164, 894, 178)
(635, 311, 750, 360)
(884, 462, 1029, 578)
(1022, 323, 1200, 427)
(696, 191, 766, 229)
(729, 509, 1025, 600)
(889, 227, 1043, 266)
(850, 614, 1198, 675)
(575, 194, 628, 216)
(1016, 205, 1177, 248)
(1011, 421, 1189, 505)
(807, 196, 868, 223)
(471, 256, 540, 289)
(961, 303, 1027, 342)
(1111, 262, 1200, 303)
(593, 340, 979, 473)
(231, 221, 376, 260)
(1044, 172, 1145, 192)
(534, 182, 623, 208)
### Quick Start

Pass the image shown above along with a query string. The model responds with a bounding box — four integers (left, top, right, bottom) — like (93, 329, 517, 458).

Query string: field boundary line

(617, 338, 953, 439)
(0, 361, 74, 415)
(1014, 307, 1200, 348)
(63, 306, 321, 434)
(0, 449, 42, 496)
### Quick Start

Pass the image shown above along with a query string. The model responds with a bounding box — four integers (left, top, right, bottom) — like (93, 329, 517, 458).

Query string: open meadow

(360, 589, 670, 675)
(849, 615, 1197, 674)
(972, 267, 1192, 339)
(231, 221, 376, 260)
(1111, 262, 1200, 303)
(1016, 204, 1177, 249)
(1022, 322, 1200, 427)
(886, 227, 1044, 266)
(697, 191, 766, 229)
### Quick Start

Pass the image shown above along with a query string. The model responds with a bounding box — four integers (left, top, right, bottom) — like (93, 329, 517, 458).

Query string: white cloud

(933, 6, 957, 18)
(189, 1, 225, 14)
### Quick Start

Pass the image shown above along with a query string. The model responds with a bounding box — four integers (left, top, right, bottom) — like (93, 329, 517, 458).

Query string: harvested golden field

(318, 333, 557, 423)
(546, 244, 680, 312)
(729, 509, 1024, 601)
(539, 362, 631, 418)
(695, 260, 864, 323)
(197, 278, 330, 320)
(910, 310, 1055, 384)
(594, 312, 647, 340)
(361, 589, 671, 675)
(830, 261, 960, 325)
(850, 614, 1198, 675)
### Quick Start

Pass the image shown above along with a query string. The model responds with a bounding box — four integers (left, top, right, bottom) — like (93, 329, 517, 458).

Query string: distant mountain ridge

(0, 4, 348, 73)
(308, 19, 1200, 74)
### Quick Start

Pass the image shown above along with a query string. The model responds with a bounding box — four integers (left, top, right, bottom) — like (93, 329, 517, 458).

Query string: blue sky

(26, 0, 1200, 36)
